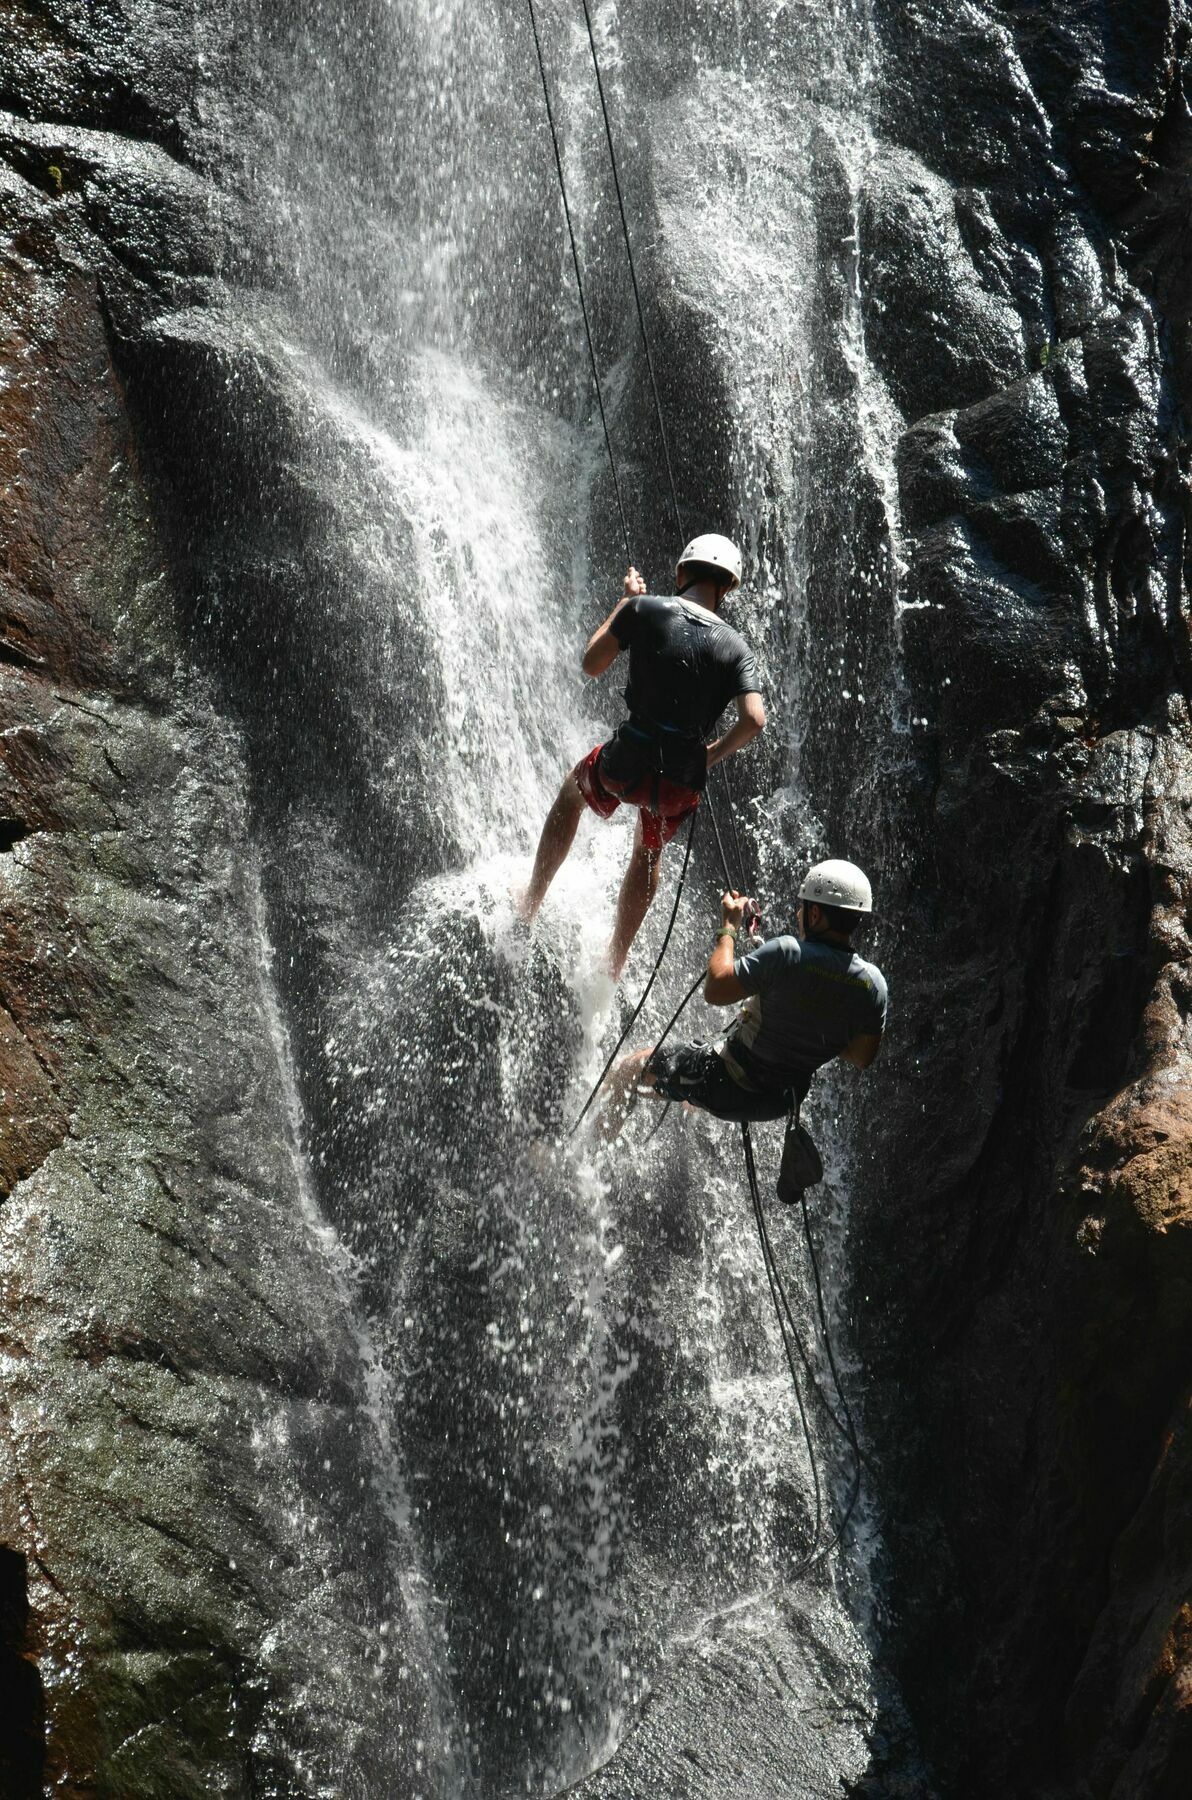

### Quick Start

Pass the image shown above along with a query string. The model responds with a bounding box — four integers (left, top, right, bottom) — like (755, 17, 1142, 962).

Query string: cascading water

(4, 0, 1186, 1787)
(176, 0, 925, 1790)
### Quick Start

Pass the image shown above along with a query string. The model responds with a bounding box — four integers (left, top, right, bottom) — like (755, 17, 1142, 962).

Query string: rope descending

(524, 0, 632, 567)
(524, 0, 862, 1574)
(566, 774, 736, 1138)
(577, 0, 685, 544)
(567, 804, 699, 1136)
(742, 1124, 864, 1564)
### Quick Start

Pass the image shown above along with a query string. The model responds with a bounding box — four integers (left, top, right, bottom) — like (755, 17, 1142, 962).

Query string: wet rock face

(0, 8, 437, 1795)
(799, 0, 1192, 1794)
(567, 1592, 895, 1800)
(3, 0, 1191, 1795)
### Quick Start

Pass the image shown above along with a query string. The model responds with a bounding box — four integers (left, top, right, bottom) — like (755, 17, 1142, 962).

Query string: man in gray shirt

(599, 860, 886, 1129)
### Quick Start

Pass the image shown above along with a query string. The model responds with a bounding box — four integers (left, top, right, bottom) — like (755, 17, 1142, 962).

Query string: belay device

(777, 1114, 824, 1204)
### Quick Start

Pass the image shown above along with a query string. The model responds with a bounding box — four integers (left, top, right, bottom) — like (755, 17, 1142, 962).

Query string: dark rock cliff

(804, 1, 1192, 1795)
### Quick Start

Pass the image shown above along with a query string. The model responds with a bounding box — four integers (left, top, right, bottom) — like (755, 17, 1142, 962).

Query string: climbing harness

(527, 1, 863, 1568)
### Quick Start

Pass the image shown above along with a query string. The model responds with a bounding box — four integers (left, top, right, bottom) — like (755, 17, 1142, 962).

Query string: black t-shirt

(607, 595, 760, 785)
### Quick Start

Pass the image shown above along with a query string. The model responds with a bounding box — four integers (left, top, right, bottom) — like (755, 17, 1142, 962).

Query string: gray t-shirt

(722, 934, 888, 1092)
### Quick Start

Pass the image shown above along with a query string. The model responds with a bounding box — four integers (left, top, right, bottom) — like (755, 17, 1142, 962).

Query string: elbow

(745, 696, 766, 738)
(704, 973, 734, 1006)
(581, 648, 599, 678)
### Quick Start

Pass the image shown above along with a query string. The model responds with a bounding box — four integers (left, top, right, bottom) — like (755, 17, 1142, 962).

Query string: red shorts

(574, 743, 701, 853)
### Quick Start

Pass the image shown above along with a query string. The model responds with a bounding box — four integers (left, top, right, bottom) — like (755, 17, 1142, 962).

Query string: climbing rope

(528, 0, 862, 1571)
(574, 5, 760, 917)
(704, 786, 737, 891)
(566, 869, 864, 1567)
(798, 1178, 865, 1518)
(524, 0, 633, 567)
(719, 762, 751, 891)
(582, 834, 863, 1565)
(566, 773, 740, 1139)
(739, 1119, 825, 1561)
(567, 803, 700, 1136)
(577, 0, 685, 544)
(742, 1124, 864, 1557)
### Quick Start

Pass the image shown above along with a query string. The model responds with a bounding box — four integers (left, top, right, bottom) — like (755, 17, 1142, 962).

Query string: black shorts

(645, 1042, 793, 1123)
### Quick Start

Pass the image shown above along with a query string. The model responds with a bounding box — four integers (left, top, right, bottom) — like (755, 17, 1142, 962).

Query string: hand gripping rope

(525, 0, 863, 1570)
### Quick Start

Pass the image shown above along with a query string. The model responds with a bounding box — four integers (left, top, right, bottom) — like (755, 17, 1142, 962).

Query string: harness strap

(620, 719, 707, 799)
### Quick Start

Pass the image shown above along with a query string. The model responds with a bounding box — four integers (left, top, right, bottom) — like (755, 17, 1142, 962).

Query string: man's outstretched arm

(706, 692, 765, 769)
(582, 566, 646, 676)
(704, 890, 751, 1005)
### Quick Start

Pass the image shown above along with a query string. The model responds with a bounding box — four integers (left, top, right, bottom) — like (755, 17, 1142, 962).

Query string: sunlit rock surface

(0, 0, 1190, 1796)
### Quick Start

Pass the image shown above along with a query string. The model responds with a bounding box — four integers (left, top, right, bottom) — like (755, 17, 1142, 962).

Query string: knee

(559, 771, 586, 812)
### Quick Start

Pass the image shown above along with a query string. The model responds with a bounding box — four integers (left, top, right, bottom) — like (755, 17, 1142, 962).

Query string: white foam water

(244, 0, 912, 1788)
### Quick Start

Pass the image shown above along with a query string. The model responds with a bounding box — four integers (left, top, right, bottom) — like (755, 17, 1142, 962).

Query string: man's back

(724, 934, 888, 1091)
(612, 594, 759, 742)
(520, 547, 766, 983)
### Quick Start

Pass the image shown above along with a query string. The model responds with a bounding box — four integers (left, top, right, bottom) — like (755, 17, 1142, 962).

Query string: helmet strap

(676, 574, 730, 603)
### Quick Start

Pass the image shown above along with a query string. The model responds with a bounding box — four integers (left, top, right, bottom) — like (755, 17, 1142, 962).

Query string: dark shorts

(574, 742, 700, 854)
(645, 1042, 793, 1123)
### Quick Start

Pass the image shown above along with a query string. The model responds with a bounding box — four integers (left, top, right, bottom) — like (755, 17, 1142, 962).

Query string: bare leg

(520, 772, 586, 921)
(607, 817, 662, 979)
(594, 1046, 657, 1141)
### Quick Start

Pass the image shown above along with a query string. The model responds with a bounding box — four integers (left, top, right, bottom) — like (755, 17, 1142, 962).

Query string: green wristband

(717, 925, 738, 942)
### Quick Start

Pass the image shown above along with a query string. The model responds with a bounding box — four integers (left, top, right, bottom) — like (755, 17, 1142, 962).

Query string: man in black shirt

(520, 535, 765, 978)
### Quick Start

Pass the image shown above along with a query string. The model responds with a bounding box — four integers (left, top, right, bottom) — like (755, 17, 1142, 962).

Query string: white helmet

(798, 859, 873, 914)
(676, 533, 742, 591)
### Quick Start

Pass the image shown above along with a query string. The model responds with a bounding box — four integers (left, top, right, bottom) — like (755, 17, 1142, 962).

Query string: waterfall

(5, 0, 1187, 1785)
(176, 0, 919, 1790)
